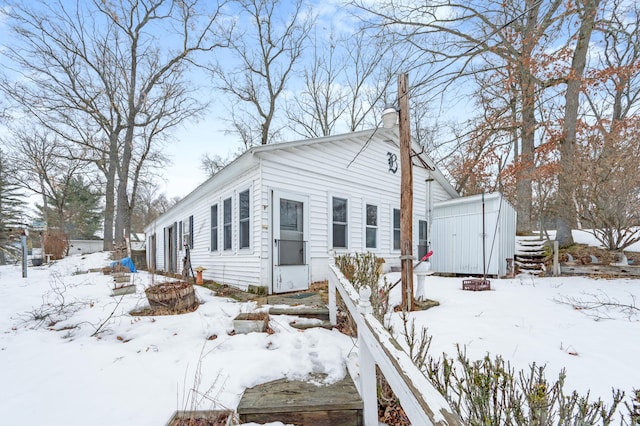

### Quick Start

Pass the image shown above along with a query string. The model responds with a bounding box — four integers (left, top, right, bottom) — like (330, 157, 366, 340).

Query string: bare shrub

(425, 344, 624, 425)
(335, 252, 391, 323)
(44, 230, 68, 259)
(16, 272, 86, 328)
(555, 291, 639, 321)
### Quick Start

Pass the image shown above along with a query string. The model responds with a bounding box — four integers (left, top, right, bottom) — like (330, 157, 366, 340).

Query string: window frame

(238, 189, 250, 250)
(331, 196, 349, 249)
(210, 204, 218, 252)
(223, 197, 233, 251)
(392, 207, 401, 251)
(418, 219, 428, 259)
(365, 203, 378, 250)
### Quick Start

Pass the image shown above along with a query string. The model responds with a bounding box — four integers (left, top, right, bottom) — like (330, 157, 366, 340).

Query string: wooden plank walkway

(237, 375, 363, 426)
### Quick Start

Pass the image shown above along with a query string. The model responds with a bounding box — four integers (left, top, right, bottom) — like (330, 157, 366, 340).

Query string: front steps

(515, 237, 547, 276)
(268, 305, 332, 330)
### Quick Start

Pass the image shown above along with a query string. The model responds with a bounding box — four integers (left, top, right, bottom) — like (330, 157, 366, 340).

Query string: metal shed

(429, 192, 516, 277)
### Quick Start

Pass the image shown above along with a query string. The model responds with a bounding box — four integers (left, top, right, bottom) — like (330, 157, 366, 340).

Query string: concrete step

(288, 320, 333, 330)
(268, 306, 330, 321)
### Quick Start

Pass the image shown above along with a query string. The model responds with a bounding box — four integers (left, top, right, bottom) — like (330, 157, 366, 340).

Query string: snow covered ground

(0, 253, 353, 425)
(0, 229, 638, 425)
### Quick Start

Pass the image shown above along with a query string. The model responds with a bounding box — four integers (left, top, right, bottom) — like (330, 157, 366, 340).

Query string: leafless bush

(425, 344, 624, 425)
(555, 291, 639, 321)
(16, 271, 126, 338)
(395, 310, 432, 371)
(177, 344, 233, 419)
(335, 252, 391, 323)
(16, 272, 87, 329)
(44, 230, 68, 260)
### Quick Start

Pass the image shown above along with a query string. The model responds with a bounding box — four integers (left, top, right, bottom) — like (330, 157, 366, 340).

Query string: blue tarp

(110, 257, 137, 273)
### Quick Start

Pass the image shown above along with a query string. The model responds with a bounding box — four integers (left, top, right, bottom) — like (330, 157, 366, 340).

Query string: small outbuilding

(430, 192, 516, 277)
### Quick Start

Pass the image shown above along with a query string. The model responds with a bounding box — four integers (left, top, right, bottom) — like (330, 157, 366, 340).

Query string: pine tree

(0, 148, 26, 264)
(38, 175, 102, 240)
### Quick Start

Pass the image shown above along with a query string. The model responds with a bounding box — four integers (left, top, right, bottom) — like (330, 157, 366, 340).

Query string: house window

(418, 220, 428, 259)
(393, 208, 400, 250)
(210, 204, 218, 251)
(183, 217, 193, 248)
(332, 197, 348, 248)
(365, 204, 377, 249)
(239, 189, 250, 249)
(223, 197, 232, 250)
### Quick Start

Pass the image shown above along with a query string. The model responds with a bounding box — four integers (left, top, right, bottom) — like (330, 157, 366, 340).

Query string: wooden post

(358, 287, 378, 426)
(328, 272, 337, 325)
(21, 234, 28, 278)
(553, 240, 560, 276)
(398, 73, 414, 311)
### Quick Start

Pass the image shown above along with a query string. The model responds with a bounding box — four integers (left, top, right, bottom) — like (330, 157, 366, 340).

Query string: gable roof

(154, 128, 459, 224)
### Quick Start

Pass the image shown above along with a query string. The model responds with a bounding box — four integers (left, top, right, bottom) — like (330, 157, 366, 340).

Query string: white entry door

(273, 191, 309, 293)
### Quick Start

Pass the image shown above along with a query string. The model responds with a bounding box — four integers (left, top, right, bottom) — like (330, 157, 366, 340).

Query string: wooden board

(237, 376, 363, 426)
(561, 263, 640, 277)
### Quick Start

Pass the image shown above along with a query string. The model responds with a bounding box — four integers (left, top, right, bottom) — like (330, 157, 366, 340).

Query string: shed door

(273, 191, 309, 293)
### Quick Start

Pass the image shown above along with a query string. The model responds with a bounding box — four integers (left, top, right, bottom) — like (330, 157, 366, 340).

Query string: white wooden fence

(328, 264, 463, 426)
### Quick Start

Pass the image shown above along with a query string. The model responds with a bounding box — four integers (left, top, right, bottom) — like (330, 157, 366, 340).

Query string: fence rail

(328, 264, 462, 426)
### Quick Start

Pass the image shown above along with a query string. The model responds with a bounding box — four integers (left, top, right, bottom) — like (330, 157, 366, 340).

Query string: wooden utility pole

(398, 73, 414, 311)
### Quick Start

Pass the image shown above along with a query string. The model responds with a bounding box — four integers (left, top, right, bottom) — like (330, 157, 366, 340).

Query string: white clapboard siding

(258, 134, 455, 280)
(430, 192, 516, 277)
(145, 128, 462, 293)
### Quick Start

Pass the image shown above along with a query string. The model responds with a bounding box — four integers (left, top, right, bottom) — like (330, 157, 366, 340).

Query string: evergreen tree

(0, 148, 26, 264)
(38, 176, 102, 240)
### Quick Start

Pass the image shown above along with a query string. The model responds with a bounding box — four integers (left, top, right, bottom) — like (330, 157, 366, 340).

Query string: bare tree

(130, 181, 179, 233)
(212, 0, 313, 148)
(2, 126, 95, 238)
(341, 30, 402, 132)
(0, 0, 228, 248)
(286, 30, 348, 139)
(571, 0, 640, 250)
(555, 0, 603, 247)
(351, 0, 567, 233)
(200, 153, 231, 178)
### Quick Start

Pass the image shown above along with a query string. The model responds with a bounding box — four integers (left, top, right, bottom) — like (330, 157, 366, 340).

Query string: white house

(144, 127, 515, 294)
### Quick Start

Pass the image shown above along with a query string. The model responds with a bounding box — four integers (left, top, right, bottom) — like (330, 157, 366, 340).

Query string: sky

(161, 113, 233, 200)
(0, 230, 638, 425)
(0, 0, 363, 202)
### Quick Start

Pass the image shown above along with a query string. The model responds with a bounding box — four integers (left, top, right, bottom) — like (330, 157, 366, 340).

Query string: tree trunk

(517, 79, 536, 234)
(557, 0, 600, 247)
(515, 0, 541, 235)
(103, 133, 118, 251)
(115, 124, 134, 246)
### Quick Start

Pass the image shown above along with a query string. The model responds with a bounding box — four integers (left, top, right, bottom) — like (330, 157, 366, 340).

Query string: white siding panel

(259, 138, 455, 280)
(430, 193, 516, 276)
(144, 129, 461, 291)
(145, 166, 263, 290)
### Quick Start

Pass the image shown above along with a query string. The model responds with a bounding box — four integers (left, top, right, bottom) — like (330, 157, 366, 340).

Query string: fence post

(328, 273, 337, 325)
(358, 287, 378, 426)
(553, 240, 560, 276)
